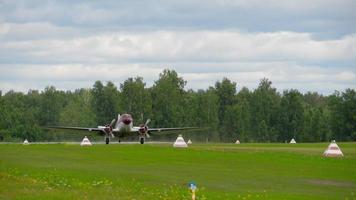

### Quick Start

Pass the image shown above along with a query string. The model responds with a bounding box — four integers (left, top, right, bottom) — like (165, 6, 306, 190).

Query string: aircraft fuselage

(98, 114, 136, 137)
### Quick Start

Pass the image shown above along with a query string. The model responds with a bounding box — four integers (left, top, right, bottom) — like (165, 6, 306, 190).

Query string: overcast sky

(0, 0, 355, 94)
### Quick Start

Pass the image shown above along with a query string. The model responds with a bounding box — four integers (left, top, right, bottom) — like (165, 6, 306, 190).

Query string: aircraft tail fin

(114, 114, 120, 129)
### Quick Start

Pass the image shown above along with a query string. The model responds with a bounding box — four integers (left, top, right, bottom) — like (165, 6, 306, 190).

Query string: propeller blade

(110, 119, 116, 127)
(145, 119, 151, 126)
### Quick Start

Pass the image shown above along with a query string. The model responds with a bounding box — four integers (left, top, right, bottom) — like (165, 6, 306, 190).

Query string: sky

(0, 0, 355, 94)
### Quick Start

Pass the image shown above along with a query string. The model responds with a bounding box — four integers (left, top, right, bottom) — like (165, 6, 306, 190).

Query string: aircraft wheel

(140, 137, 144, 144)
(105, 137, 110, 145)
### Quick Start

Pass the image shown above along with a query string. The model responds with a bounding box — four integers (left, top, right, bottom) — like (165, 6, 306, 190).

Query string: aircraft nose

(123, 118, 132, 125)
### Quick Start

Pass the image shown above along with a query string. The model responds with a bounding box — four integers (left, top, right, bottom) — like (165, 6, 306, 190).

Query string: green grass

(1, 143, 356, 199)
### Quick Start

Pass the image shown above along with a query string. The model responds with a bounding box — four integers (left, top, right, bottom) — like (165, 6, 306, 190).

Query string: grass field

(1, 143, 356, 199)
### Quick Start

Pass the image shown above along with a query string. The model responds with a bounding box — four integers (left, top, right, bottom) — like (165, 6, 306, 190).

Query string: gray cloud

(1, 0, 355, 37)
(1, 30, 355, 64)
(0, 0, 355, 94)
(0, 62, 355, 94)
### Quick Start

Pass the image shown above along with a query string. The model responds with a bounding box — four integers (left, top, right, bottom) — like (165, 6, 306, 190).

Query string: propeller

(139, 119, 151, 138)
(104, 118, 116, 138)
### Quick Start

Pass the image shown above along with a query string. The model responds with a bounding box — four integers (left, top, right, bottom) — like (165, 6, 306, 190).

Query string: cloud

(0, 64, 161, 81)
(0, 29, 355, 94)
(1, 0, 355, 38)
(0, 1, 355, 94)
(1, 30, 355, 65)
(215, 0, 354, 11)
(0, 62, 355, 94)
(0, 22, 83, 41)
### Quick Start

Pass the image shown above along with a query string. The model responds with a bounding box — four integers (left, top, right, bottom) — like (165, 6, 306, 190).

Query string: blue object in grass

(188, 182, 197, 191)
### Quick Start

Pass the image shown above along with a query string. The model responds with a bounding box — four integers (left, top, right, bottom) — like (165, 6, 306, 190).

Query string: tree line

(0, 69, 355, 142)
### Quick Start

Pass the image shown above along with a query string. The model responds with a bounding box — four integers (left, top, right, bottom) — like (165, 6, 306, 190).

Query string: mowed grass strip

(0, 143, 355, 199)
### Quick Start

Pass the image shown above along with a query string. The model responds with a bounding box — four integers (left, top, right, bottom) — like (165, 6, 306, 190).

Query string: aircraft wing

(46, 126, 104, 133)
(147, 127, 202, 133)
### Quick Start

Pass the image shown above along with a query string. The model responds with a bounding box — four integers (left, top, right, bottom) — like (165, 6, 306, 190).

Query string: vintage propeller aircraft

(48, 114, 200, 144)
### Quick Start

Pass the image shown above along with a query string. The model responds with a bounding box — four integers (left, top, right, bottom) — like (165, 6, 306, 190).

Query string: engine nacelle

(104, 124, 113, 134)
(139, 124, 148, 134)
(138, 119, 151, 139)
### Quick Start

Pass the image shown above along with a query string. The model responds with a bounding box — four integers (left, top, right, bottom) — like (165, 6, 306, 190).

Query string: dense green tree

(120, 77, 151, 123)
(188, 88, 219, 141)
(0, 91, 24, 140)
(214, 78, 237, 140)
(234, 87, 252, 142)
(91, 81, 120, 124)
(181, 90, 198, 126)
(215, 78, 237, 124)
(301, 101, 331, 142)
(328, 91, 343, 139)
(39, 86, 67, 126)
(341, 89, 356, 140)
(0, 91, 42, 141)
(151, 69, 186, 127)
(304, 92, 326, 107)
(0, 69, 354, 142)
(192, 88, 219, 141)
(278, 90, 304, 142)
(59, 89, 96, 127)
(250, 78, 280, 142)
(196, 88, 219, 130)
(222, 104, 239, 142)
(329, 89, 356, 140)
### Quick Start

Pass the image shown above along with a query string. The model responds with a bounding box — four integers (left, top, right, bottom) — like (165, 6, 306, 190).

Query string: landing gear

(105, 137, 110, 145)
(140, 137, 145, 144)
